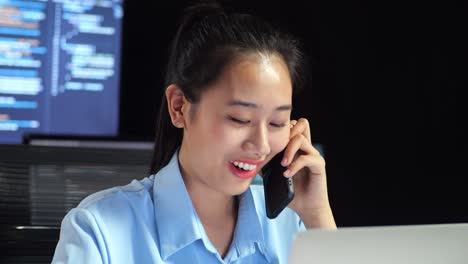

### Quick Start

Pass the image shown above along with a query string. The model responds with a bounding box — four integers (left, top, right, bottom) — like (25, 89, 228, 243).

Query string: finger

(282, 134, 318, 166)
(283, 155, 326, 178)
(290, 118, 311, 142)
(290, 119, 298, 128)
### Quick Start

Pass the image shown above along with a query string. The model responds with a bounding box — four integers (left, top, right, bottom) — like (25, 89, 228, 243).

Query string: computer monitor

(0, 0, 123, 144)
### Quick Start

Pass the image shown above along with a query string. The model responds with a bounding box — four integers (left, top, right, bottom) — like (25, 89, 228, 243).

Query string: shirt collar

(228, 187, 270, 262)
(153, 150, 269, 261)
(153, 151, 204, 260)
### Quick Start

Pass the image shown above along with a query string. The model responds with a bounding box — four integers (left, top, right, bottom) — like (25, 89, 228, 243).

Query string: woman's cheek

(273, 129, 290, 152)
(211, 122, 237, 145)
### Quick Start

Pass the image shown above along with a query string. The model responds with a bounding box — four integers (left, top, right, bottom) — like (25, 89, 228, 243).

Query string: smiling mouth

(228, 161, 259, 179)
(229, 160, 258, 171)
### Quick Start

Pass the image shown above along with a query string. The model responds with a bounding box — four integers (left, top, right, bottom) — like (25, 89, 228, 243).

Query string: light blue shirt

(52, 151, 305, 263)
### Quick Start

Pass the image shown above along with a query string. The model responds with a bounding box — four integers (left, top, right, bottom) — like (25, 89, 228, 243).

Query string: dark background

(117, 1, 466, 227)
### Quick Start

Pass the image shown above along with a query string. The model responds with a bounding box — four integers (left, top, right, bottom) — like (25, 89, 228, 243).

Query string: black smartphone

(262, 150, 295, 219)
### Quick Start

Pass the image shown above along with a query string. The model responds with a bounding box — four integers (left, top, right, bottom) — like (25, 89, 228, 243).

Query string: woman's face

(178, 54, 292, 196)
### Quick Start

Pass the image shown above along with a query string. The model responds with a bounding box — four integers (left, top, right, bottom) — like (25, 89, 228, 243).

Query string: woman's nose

(243, 125, 271, 158)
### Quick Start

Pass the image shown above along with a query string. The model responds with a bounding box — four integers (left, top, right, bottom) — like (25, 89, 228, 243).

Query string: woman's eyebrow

(227, 100, 292, 111)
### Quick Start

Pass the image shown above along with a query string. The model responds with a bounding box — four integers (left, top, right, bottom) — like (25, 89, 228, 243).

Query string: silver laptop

(289, 223, 468, 264)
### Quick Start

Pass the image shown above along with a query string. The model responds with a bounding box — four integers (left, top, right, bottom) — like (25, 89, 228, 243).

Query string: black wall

(118, 1, 467, 227)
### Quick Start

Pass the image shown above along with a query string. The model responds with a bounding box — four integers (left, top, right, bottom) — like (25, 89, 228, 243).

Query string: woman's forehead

(213, 55, 293, 99)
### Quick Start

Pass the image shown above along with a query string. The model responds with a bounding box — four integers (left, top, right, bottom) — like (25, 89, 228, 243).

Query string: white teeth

(230, 161, 257, 171)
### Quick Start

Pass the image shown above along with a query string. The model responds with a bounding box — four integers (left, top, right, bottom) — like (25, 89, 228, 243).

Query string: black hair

(149, 1, 308, 174)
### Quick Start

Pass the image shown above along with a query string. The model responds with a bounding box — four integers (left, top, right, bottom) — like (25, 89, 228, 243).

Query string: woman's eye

(270, 122, 287, 128)
(229, 117, 250, 125)
(228, 116, 287, 127)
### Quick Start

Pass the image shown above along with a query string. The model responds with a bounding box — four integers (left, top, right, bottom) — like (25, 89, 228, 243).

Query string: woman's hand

(283, 118, 337, 229)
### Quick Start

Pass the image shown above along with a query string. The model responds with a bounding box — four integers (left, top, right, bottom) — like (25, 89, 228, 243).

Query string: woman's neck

(177, 149, 237, 221)
(184, 177, 238, 224)
(177, 147, 239, 258)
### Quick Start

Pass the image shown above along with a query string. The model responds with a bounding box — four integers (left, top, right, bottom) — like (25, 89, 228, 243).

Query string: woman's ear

(165, 84, 188, 128)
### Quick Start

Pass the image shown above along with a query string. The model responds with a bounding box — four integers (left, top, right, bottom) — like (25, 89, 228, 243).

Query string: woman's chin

(226, 178, 254, 196)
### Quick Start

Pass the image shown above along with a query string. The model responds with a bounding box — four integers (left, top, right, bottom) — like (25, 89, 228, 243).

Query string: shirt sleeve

(51, 208, 107, 264)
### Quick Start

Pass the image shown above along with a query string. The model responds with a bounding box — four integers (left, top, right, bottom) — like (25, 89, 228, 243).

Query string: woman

(52, 2, 336, 263)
